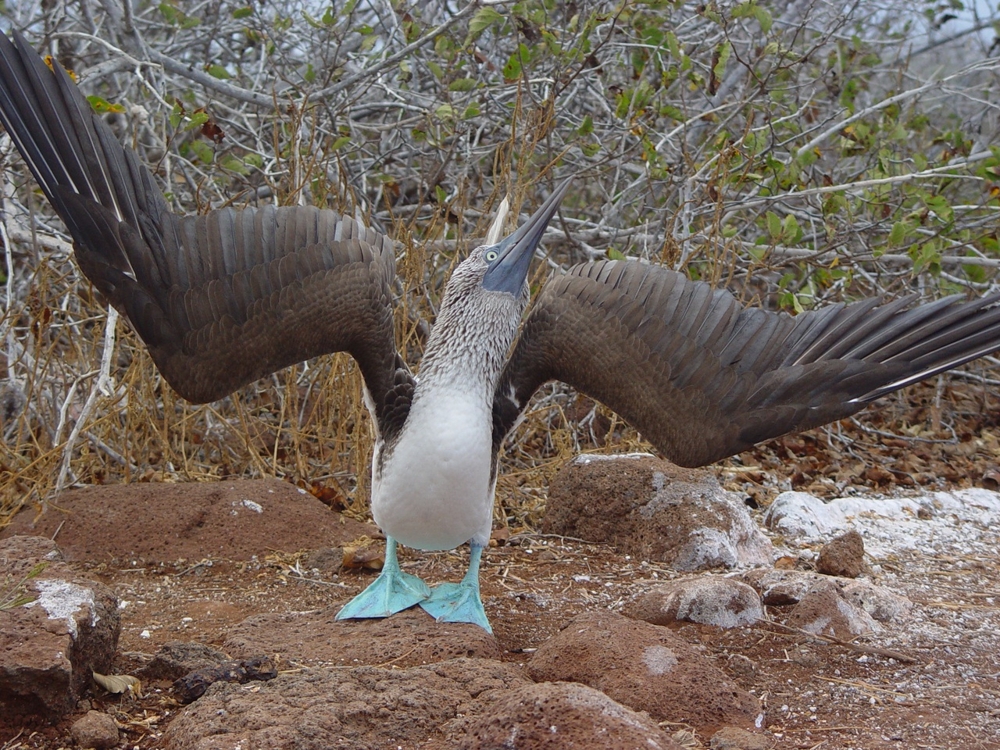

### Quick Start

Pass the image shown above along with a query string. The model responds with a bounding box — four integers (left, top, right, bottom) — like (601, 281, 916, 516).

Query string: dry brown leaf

(982, 466, 1000, 489)
(93, 671, 142, 697)
(341, 545, 384, 571)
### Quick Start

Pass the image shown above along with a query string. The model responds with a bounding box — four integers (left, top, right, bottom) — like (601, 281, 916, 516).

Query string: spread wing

(0, 31, 412, 437)
(494, 260, 1000, 467)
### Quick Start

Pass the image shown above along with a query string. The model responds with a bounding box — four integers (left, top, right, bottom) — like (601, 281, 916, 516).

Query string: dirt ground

(3, 380, 1000, 749)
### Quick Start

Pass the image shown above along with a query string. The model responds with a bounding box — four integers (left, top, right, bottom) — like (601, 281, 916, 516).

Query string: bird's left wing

(494, 259, 1000, 467)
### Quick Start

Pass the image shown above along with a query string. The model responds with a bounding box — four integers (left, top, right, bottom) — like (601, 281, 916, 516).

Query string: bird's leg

(336, 536, 430, 620)
(419, 543, 491, 634)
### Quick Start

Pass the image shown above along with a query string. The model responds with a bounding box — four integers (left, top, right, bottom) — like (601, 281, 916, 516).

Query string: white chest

(371, 386, 495, 551)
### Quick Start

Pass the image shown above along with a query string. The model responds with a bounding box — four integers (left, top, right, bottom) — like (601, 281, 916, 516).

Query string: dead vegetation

(2, 0, 1000, 528)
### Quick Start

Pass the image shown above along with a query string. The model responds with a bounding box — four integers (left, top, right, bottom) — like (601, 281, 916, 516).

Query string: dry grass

(0, 119, 624, 533)
(3, 1, 1000, 532)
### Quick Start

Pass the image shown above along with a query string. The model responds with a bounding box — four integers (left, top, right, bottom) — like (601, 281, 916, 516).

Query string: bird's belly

(372, 393, 493, 551)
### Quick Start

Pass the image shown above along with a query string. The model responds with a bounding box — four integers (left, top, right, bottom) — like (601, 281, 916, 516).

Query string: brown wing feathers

(497, 261, 1000, 468)
(5, 30, 1000, 468)
(0, 30, 408, 431)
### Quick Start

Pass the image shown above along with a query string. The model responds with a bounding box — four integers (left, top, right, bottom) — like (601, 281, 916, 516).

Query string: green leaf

(607, 247, 627, 261)
(888, 221, 907, 247)
(909, 241, 941, 275)
(86, 95, 125, 114)
(469, 6, 504, 36)
(220, 155, 249, 175)
(448, 78, 477, 92)
(190, 139, 214, 165)
(578, 115, 594, 136)
(462, 103, 480, 119)
(233, 6, 253, 19)
(766, 211, 782, 240)
(304, 63, 316, 84)
(782, 213, 799, 241)
(924, 194, 954, 223)
(434, 103, 455, 121)
(665, 31, 680, 60)
(331, 136, 351, 151)
(434, 185, 448, 204)
(206, 65, 231, 80)
(712, 41, 731, 81)
(185, 111, 210, 131)
(732, 1, 754, 19)
(752, 5, 772, 33)
(243, 153, 263, 168)
(169, 102, 183, 129)
(502, 51, 523, 81)
(581, 141, 600, 157)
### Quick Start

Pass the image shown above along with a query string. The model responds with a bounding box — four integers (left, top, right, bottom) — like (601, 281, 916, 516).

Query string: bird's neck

(418, 335, 502, 396)
(417, 314, 508, 398)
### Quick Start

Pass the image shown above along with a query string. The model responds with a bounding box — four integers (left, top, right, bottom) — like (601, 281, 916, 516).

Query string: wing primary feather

(0, 31, 411, 419)
(498, 261, 1000, 469)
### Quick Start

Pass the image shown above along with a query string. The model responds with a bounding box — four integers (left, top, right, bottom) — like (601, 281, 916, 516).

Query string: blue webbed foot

(419, 544, 492, 633)
(336, 537, 430, 620)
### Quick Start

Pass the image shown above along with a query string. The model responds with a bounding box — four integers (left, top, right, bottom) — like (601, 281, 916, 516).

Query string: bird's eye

(485, 249, 499, 262)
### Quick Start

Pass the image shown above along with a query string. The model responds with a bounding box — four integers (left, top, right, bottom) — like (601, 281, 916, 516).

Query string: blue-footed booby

(4, 31, 1000, 633)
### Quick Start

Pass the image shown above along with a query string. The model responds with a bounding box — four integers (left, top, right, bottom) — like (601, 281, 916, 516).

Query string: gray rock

(740, 568, 820, 606)
(458, 681, 685, 750)
(544, 455, 773, 570)
(839, 579, 912, 622)
(70, 710, 119, 749)
(528, 611, 761, 735)
(0, 536, 120, 719)
(625, 577, 763, 629)
(740, 569, 910, 625)
(162, 658, 528, 749)
(763, 491, 922, 538)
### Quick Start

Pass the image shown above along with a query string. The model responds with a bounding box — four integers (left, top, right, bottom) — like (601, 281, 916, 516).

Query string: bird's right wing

(0, 31, 412, 435)
(494, 260, 1000, 468)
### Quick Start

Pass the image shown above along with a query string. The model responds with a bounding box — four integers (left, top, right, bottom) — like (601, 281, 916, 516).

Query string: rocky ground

(0, 448, 998, 750)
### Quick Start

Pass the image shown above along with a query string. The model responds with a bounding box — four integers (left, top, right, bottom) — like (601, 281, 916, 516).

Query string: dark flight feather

(495, 261, 1000, 467)
(0, 30, 412, 440)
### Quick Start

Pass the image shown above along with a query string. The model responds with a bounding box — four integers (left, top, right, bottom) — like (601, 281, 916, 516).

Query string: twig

(758, 620, 919, 663)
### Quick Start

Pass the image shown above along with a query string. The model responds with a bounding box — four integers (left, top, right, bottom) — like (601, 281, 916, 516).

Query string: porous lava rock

(457, 681, 685, 750)
(782, 580, 880, 638)
(137, 641, 229, 683)
(0, 479, 376, 564)
(839, 579, 912, 622)
(224, 604, 500, 668)
(70, 710, 119, 749)
(710, 725, 775, 749)
(528, 611, 761, 734)
(740, 569, 911, 625)
(162, 657, 528, 749)
(0, 536, 119, 722)
(816, 530, 865, 578)
(625, 577, 763, 628)
(544, 455, 772, 570)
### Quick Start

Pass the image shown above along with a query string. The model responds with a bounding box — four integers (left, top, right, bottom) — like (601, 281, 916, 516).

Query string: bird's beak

(482, 178, 571, 294)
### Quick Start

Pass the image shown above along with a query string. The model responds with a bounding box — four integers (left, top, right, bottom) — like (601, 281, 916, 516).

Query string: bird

(3, 30, 1000, 633)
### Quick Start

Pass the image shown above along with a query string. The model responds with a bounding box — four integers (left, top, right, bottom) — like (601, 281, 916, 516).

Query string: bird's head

(444, 179, 570, 306)
(424, 180, 570, 381)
